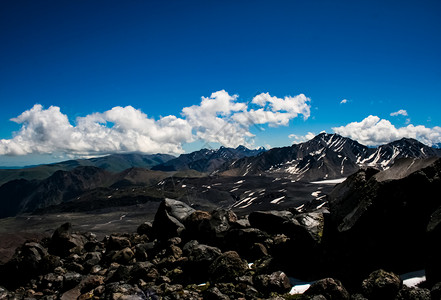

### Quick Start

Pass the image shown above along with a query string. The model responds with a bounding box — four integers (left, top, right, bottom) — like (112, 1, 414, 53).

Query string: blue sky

(1, 0, 441, 166)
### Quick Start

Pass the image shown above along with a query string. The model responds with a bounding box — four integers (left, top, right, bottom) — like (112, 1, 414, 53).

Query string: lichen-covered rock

(208, 251, 248, 283)
(361, 269, 401, 300)
(304, 277, 350, 300)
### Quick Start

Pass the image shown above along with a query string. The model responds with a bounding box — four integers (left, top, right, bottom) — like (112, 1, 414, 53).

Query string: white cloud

(340, 99, 348, 104)
(1, 104, 193, 156)
(390, 109, 408, 117)
(332, 115, 441, 146)
(289, 132, 316, 144)
(0, 90, 311, 156)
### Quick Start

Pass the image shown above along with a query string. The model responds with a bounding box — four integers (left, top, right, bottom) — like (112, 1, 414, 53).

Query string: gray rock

(49, 223, 86, 257)
(152, 199, 195, 240)
(304, 277, 350, 300)
(254, 271, 291, 295)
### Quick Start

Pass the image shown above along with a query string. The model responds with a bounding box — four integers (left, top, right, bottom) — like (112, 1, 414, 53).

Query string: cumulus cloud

(288, 132, 316, 144)
(332, 115, 441, 146)
(232, 93, 310, 128)
(0, 90, 311, 156)
(0, 104, 193, 156)
(340, 99, 348, 104)
(182, 90, 251, 148)
(390, 109, 408, 117)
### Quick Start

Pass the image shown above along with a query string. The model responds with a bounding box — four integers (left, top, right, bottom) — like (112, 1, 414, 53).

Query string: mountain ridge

(217, 133, 441, 181)
(0, 153, 175, 187)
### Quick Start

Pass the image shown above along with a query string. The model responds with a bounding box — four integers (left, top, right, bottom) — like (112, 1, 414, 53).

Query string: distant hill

(0, 153, 174, 187)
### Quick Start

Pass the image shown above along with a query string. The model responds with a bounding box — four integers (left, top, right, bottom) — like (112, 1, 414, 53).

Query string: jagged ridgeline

(0, 133, 440, 218)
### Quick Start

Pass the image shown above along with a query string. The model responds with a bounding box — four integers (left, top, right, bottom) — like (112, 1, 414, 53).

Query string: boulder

(248, 210, 294, 234)
(182, 240, 222, 282)
(361, 269, 402, 300)
(1, 242, 50, 287)
(325, 159, 441, 286)
(304, 277, 350, 300)
(49, 223, 86, 257)
(254, 271, 291, 295)
(210, 209, 237, 236)
(208, 251, 248, 283)
(224, 228, 270, 260)
(137, 221, 153, 237)
(106, 235, 132, 251)
(152, 199, 195, 240)
(111, 247, 135, 264)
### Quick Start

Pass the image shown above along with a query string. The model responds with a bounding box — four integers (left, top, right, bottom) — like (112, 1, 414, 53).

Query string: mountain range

(0, 133, 440, 218)
(217, 133, 441, 181)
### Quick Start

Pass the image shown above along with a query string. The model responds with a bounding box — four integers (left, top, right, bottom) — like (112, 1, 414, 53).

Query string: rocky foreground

(0, 195, 440, 300)
(1, 157, 441, 299)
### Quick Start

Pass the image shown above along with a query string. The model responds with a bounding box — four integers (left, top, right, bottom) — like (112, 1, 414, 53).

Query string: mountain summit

(218, 133, 441, 181)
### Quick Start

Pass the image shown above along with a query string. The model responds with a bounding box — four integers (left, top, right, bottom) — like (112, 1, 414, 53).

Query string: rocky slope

(219, 133, 441, 181)
(0, 167, 171, 218)
(326, 157, 441, 287)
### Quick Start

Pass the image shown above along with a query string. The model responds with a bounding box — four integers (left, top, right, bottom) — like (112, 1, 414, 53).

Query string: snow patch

(401, 270, 426, 287)
(270, 195, 285, 204)
(311, 178, 346, 184)
(311, 191, 321, 197)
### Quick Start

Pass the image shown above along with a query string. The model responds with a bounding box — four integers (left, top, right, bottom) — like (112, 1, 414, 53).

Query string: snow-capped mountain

(219, 133, 441, 181)
(152, 145, 266, 173)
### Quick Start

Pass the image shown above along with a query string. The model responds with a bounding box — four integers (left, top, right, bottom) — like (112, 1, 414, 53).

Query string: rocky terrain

(1, 157, 440, 299)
